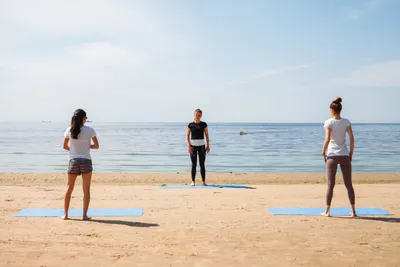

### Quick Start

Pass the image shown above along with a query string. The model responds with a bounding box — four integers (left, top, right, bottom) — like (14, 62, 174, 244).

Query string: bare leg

(321, 158, 337, 217)
(63, 174, 78, 220)
(321, 208, 331, 217)
(82, 172, 92, 220)
(350, 205, 357, 218)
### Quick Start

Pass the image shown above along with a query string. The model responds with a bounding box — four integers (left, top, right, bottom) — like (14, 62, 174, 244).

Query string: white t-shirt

(323, 118, 351, 157)
(64, 125, 96, 160)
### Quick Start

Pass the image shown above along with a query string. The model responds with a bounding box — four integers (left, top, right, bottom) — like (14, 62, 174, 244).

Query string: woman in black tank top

(186, 109, 210, 186)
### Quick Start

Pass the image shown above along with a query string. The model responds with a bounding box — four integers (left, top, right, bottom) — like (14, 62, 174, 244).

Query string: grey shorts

(67, 158, 93, 175)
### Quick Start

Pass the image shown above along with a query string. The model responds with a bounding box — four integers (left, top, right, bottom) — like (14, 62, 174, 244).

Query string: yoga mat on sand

(158, 184, 251, 189)
(14, 208, 143, 217)
(267, 207, 392, 216)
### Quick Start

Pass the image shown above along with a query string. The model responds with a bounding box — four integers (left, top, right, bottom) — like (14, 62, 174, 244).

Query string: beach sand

(1, 173, 399, 266)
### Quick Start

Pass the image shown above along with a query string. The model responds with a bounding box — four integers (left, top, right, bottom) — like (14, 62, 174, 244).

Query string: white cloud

(0, 0, 190, 63)
(253, 64, 309, 79)
(226, 64, 309, 85)
(330, 60, 400, 87)
(342, 0, 383, 20)
(66, 42, 146, 68)
(1, 0, 154, 36)
(0, 0, 199, 121)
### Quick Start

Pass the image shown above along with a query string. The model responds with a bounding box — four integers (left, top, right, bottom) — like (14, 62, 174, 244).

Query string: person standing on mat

(62, 109, 99, 220)
(186, 108, 210, 186)
(321, 97, 356, 217)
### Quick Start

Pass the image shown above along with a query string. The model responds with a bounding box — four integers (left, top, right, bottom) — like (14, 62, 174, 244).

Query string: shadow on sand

(334, 216, 400, 223)
(244, 186, 257, 190)
(355, 216, 400, 223)
(69, 219, 160, 227)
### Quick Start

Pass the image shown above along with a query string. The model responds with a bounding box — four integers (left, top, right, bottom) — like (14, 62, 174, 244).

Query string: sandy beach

(1, 173, 399, 267)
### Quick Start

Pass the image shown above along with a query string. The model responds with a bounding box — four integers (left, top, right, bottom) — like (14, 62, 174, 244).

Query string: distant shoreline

(1, 173, 399, 186)
(1, 121, 400, 124)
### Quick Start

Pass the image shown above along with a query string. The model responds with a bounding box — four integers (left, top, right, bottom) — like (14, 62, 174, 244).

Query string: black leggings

(326, 156, 355, 205)
(190, 145, 206, 182)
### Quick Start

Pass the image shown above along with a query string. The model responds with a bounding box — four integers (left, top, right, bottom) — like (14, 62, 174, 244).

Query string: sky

(0, 0, 399, 123)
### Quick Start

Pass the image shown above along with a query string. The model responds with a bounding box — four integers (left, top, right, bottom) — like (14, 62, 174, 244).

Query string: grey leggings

(326, 156, 355, 205)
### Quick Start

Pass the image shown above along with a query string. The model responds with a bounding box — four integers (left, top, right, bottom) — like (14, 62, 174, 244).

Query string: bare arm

(90, 136, 99, 149)
(63, 138, 70, 151)
(346, 126, 355, 160)
(204, 127, 210, 147)
(186, 128, 192, 153)
(186, 128, 191, 147)
(322, 127, 331, 160)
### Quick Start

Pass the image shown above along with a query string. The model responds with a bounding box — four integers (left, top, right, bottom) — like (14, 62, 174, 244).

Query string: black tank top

(188, 121, 207, 140)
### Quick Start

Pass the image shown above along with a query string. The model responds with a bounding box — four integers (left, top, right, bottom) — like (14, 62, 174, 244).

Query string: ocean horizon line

(1, 121, 400, 124)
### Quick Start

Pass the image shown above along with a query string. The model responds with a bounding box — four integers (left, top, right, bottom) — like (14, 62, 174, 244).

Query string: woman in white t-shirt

(62, 109, 99, 220)
(321, 97, 356, 217)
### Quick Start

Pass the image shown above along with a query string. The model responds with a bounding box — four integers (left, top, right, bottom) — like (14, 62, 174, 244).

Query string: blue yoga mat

(267, 207, 392, 216)
(159, 184, 250, 189)
(14, 208, 143, 217)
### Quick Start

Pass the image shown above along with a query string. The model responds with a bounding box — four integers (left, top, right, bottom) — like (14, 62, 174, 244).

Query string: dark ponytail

(70, 109, 86, 139)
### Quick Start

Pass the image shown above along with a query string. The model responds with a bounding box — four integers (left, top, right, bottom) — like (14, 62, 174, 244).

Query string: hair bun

(333, 97, 342, 104)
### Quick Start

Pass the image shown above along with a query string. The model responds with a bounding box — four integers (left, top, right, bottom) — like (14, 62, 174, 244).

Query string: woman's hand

(188, 146, 193, 154)
(206, 146, 210, 153)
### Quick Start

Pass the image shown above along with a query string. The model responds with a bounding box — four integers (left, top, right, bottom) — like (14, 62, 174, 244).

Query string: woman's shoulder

(201, 121, 208, 126)
(323, 118, 333, 127)
(82, 125, 96, 132)
(341, 118, 352, 125)
(64, 126, 71, 137)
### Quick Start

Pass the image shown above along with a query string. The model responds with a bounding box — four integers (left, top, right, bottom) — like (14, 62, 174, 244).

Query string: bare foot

(202, 182, 207, 186)
(320, 211, 331, 217)
(62, 214, 69, 220)
(190, 182, 195, 186)
(350, 212, 357, 218)
(82, 216, 92, 221)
